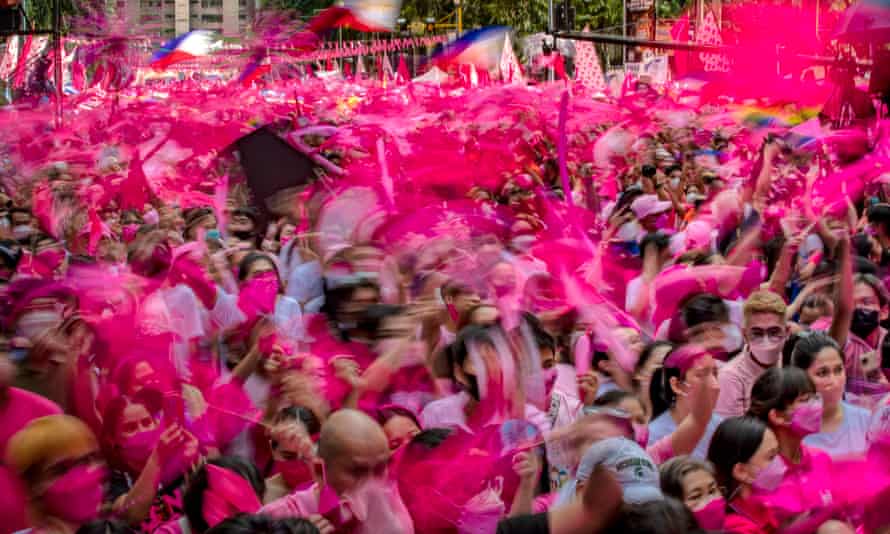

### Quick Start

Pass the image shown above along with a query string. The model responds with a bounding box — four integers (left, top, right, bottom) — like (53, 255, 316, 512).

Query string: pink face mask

(790, 398, 823, 436)
(751, 456, 786, 493)
(119, 427, 161, 473)
(239, 271, 279, 318)
(42, 463, 108, 524)
(692, 497, 726, 530)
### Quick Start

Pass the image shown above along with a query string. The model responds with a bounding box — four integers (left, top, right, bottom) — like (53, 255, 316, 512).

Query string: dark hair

(867, 203, 890, 236)
(636, 341, 673, 376)
(275, 405, 322, 436)
(789, 331, 843, 372)
(408, 427, 453, 451)
(603, 498, 703, 534)
(375, 404, 421, 430)
(359, 303, 404, 340)
(205, 514, 320, 534)
(640, 232, 671, 254)
(592, 350, 611, 374)
(593, 390, 637, 408)
(854, 256, 879, 276)
(659, 456, 715, 502)
(518, 312, 556, 354)
(75, 519, 139, 534)
(641, 164, 658, 179)
(681, 293, 729, 328)
(448, 325, 497, 375)
(237, 252, 279, 283)
(854, 273, 889, 308)
(183, 456, 266, 534)
(648, 344, 709, 419)
(747, 367, 816, 424)
(707, 416, 769, 498)
(852, 233, 875, 258)
(183, 207, 215, 239)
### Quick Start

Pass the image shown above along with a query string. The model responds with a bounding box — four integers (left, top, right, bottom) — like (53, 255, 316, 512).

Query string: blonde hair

(743, 290, 786, 326)
(6, 415, 97, 480)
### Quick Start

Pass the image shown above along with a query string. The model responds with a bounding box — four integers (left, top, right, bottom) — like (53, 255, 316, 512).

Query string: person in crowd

(6, 415, 110, 534)
(260, 409, 414, 532)
(205, 514, 321, 534)
(648, 344, 723, 460)
(716, 291, 788, 418)
(634, 341, 673, 418)
(659, 456, 725, 530)
(788, 332, 872, 458)
(708, 416, 781, 533)
(747, 367, 854, 532)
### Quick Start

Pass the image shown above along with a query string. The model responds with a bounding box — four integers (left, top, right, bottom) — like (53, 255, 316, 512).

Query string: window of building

(201, 0, 223, 6)
(201, 13, 223, 23)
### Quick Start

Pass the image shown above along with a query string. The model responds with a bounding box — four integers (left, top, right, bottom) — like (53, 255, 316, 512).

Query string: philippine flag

(432, 26, 510, 71)
(151, 30, 215, 70)
(307, 0, 403, 35)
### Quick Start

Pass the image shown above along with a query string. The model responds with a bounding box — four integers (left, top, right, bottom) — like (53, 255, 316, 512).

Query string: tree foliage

(24, 0, 81, 32)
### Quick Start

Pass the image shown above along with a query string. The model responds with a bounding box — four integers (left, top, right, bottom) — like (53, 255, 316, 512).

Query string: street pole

(456, 0, 462, 34)
(622, 0, 627, 64)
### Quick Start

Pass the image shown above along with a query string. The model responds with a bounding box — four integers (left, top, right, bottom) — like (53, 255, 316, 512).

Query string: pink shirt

(419, 391, 551, 435)
(0, 387, 62, 457)
(260, 483, 320, 518)
(752, 445, 836, 525)
(843, 328, 886, 381)
(716, 350, 770, 419)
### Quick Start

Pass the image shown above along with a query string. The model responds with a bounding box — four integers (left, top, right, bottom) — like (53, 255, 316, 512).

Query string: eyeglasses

(747, 327, 785, 342)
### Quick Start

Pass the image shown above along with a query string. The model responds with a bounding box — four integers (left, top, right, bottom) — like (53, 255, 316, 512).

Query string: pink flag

(697, 9, 729, 72)
(498, 32, 524, 84)
(573, 26, 605, 92)
(397, 54, 409, 81)
(12, 35, 32, 88)
(670, 13, 693, 77)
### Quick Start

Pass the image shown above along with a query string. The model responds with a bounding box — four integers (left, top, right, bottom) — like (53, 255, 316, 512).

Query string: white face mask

(720, 324, 744, 354)
(670, 177, 681, 189)
(616, 221, 641, 242)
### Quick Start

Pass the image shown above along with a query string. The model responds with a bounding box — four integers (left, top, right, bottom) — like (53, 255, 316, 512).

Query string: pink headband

(202, 464, 262, 527)
(664, 344, 710, 375)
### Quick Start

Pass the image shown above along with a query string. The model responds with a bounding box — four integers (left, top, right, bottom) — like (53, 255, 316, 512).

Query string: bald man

(261, 409, 414, 533)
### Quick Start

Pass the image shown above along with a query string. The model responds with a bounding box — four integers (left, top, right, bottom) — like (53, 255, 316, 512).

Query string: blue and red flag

(150, 30, 214, 70)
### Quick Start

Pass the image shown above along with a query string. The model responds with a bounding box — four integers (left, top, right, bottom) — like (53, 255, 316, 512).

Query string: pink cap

(631, 195, 672, 219)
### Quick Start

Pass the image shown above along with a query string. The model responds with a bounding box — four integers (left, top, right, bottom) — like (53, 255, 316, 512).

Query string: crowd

(2, 43, 890, 534)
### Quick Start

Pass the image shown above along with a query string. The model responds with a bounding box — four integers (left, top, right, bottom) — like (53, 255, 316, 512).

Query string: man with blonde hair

(714, 290, 788, 418)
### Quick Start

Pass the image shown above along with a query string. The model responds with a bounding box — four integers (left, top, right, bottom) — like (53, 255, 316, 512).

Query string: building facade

(124, 0, 254, 37)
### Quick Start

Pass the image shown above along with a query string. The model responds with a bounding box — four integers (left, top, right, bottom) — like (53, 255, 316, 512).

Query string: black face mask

(232, 230, 256, 242)
(461, 373, 481, 401)
(851, 308, 880, 340)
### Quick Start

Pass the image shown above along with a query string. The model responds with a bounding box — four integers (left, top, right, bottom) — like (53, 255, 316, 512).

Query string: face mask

(446, 303, 460, 323)
(239, 271, 279, 316)
(277, 459, 313, 489)
(616, 221, 641, 242)
(670, 177, 681, 189)
(12, 225, 32, 242)
(205, 229, 222, 242)
(42, 463, 108, 523)
(751, 456, 786, 493)
(119, 427, 161, 472)
(748, 337, 782, 366)
(232, 230, 255, 242)
(693, 497, 726, 530)
(851, 308, 880, 339)
(721, 324, 744, 354)
(790, 398, 823, 436)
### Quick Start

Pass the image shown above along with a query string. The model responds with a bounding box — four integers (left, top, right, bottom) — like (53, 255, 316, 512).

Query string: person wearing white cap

(631, 195, 674, 235)
(556, 436, 664, 506)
